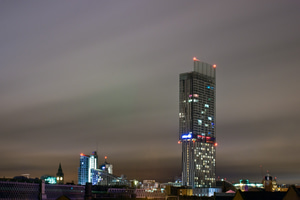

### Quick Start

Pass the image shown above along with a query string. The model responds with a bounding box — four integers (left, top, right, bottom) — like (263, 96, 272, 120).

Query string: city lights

(181, 133, 192, 139)
(193, 57, 200, 61)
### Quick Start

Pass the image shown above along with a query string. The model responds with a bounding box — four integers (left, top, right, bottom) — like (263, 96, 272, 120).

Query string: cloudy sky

(1, 0, 300, 184)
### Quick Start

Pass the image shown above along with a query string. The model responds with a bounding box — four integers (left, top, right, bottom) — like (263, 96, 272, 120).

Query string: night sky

(1, 1, 300, 184)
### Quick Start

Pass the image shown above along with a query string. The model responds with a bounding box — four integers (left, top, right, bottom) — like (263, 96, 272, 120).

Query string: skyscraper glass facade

(78, 151, 98, 185)
(88, 151, 98, 183)
(78, 154, 89, 185)
(179, 60, 216, 188)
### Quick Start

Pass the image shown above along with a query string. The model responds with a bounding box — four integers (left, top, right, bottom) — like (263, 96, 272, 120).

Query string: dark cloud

(0, 0, 300, 184)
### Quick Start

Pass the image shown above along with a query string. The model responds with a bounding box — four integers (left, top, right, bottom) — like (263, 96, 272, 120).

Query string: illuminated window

(205, 124, 209, 127)
(179, 113, 185, 118)
(205, 104, 209, 108)
(208, 117, 212, 120)
(198, 120, 202, 125)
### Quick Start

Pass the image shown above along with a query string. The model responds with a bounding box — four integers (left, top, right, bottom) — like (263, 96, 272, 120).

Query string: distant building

(178, 187, 193, 196)
(216, 180, 237, 193)
(88, 151, 98, 182)
(78, 153, 90, 185)
(91, 168, 127, 186)
(179, 58, 217, 191)
(272, 177, 278, 192)
(99, 156, 113, 174)
(263, 173, 273, 192)
(78, 152, 125, 186)
(107, 188, 165, 199)
(233, 179, 263, 192)
(56, 163, 64, 184)
(142, 180, 159, 190)
(78, 151, 99, 185)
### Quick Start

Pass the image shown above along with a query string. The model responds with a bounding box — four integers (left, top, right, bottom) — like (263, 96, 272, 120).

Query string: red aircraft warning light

(213, 64, 217, 68)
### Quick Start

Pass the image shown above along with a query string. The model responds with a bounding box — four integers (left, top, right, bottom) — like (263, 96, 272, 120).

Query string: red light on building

(193, 57, 200, 61)
(105, 156, 107, 160)
(213, 64, 216, 68)
(80, 153, 84, 156)
(178, 141, 181, 144)
(214, 143, 218, 147)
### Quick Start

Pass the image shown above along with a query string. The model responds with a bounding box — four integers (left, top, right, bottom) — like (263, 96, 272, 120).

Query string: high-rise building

(89, 151, 98, 182)
(78, 153, 89, 185)
(179, 58, 217, 189)
(78, 151, 98, 185)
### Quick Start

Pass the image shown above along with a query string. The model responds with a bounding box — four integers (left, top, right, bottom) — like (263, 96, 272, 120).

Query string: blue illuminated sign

(181, 133, 192, 139)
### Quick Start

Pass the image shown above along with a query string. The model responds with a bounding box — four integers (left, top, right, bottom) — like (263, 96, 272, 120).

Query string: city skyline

(1, 1, 300, 184)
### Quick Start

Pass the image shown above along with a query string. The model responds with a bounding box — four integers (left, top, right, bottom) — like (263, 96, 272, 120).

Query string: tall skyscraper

(179, 58, 217, 189)
(78, 151, 98, 185)
(78, 153, 89, 185)
(88, 151, 98, 182)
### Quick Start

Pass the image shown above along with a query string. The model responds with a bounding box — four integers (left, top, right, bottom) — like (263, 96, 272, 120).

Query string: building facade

(78, 153, 89, 185)
(179, 59, 216, 189)
(78, 151, 98, 185)
(100, 156, 113, 174)
(88, 151, 98, 183)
